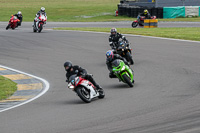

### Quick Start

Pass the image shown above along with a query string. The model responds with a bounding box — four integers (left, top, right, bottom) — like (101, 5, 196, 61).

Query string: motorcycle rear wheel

(122, 74, 133, 87)
(76, 87, 91, 103)
(131, 22, 138, 28)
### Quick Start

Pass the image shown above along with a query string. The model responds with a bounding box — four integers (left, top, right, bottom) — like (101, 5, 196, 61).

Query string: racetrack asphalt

(0, 22, 200, 133)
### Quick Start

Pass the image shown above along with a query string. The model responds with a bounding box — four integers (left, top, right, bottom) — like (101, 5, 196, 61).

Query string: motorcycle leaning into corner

(67, 74, 105, 103)
(6, 15, 20, 30)
(132, 15, 156, 28)
(111, 59, 134, 87)
(114, 39, 134, 65)
(33, 13, 47, 33)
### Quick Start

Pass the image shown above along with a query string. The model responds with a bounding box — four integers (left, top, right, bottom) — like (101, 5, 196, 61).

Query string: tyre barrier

(118, 4, 163, 18)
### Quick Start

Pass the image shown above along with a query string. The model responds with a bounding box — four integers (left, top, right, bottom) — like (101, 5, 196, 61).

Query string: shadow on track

(104, 83, 136, 89)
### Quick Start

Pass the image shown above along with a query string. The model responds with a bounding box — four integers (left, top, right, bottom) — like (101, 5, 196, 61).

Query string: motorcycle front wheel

(76, 87, 91, 103)
(6, 24, 11, 30)
(38, 24, 43, 33)
(122, 74, 133, 87)
(131, 22, 138, 28)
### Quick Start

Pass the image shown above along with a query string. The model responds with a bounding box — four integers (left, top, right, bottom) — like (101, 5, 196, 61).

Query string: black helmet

(64, 61, 72, 71)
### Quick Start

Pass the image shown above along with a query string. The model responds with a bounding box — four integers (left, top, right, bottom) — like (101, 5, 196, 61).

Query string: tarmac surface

(0, 22, 200, 133)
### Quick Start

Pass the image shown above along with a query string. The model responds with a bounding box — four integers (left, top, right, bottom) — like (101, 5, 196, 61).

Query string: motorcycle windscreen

(13, 16, 17, 20)
(68, 74, 77, 85)
(112, 59, 121, 67)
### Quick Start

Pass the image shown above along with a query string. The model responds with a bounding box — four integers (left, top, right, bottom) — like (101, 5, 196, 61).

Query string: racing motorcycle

(67, 74, 105, 103)
(114, 40, 134, 65)
(112, 59, 134, 87)
(6, 15, 20, 30)
(33, 13, 47, 33)
(131, 15, 156, 28)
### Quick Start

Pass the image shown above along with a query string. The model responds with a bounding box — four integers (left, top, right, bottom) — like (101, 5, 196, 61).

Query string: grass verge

(0, 0, 119, 22)
(0, 0, 200, 22)
(0, 76, 17, 101)
(54, 27, 200, 41)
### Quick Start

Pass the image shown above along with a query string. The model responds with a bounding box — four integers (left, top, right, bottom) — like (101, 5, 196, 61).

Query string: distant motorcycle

(67, 74, 105, 103)
(112, 59, 134, 87)
(114, 40, 134, 65)
(132, 15, 156, 28)
(33, 13, 47, 33)
(6, 15, 20, 30)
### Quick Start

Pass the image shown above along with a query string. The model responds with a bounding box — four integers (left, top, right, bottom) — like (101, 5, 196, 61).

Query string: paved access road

(0, 22, 200, 133)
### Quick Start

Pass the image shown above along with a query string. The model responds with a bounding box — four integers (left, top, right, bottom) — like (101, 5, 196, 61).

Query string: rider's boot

(109, 72, 116, 78)
(92, 82, 103, 91)
(33, 20, 36, 28)
(96, 84, 103, 91)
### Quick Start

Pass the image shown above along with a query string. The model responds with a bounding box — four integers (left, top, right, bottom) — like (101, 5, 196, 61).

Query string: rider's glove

(80, 72, 86, 78)
(75, 70, 79, 74)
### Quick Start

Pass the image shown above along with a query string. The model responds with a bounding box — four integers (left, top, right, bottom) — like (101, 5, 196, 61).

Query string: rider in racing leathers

(14, 11, 23, 27)
(137, 9, 152, 25)
(33, 7, 47, 28)
(106, 50, 129, 78)
(138, 9, 151, 19)
(109, 28, 129, 50)
(64, 61, 103, 91)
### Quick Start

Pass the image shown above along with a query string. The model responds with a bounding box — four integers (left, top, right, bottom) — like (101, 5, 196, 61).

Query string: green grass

(0, 0, 120, 22)
(54, 27, 200, 41)
(0, 0, 200, 22)
(0, 76, 17, 100)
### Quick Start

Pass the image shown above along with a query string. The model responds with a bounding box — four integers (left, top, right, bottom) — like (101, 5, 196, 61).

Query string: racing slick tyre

(6, 24, 11, 30)
(76, 87, 91, 103)
(132, 22, 138, 28)
(38, 24, 43, 33)
(122, 74, 133, 87)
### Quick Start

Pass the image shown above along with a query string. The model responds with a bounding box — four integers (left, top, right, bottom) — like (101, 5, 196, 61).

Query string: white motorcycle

(33, 13, 47, 33)
(67, 74, 105, 103)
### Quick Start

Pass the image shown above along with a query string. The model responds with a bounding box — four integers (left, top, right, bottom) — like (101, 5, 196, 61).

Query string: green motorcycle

(112, 59, 134, 87)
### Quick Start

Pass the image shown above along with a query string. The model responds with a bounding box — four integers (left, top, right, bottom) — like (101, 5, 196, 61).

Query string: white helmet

(41, 7, 45, 12)
(17, 11, 22, 17)
(17, 11, 22, 15)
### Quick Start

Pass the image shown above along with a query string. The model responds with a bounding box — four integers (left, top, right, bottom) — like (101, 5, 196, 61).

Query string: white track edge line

(0, 65, 50, 113)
